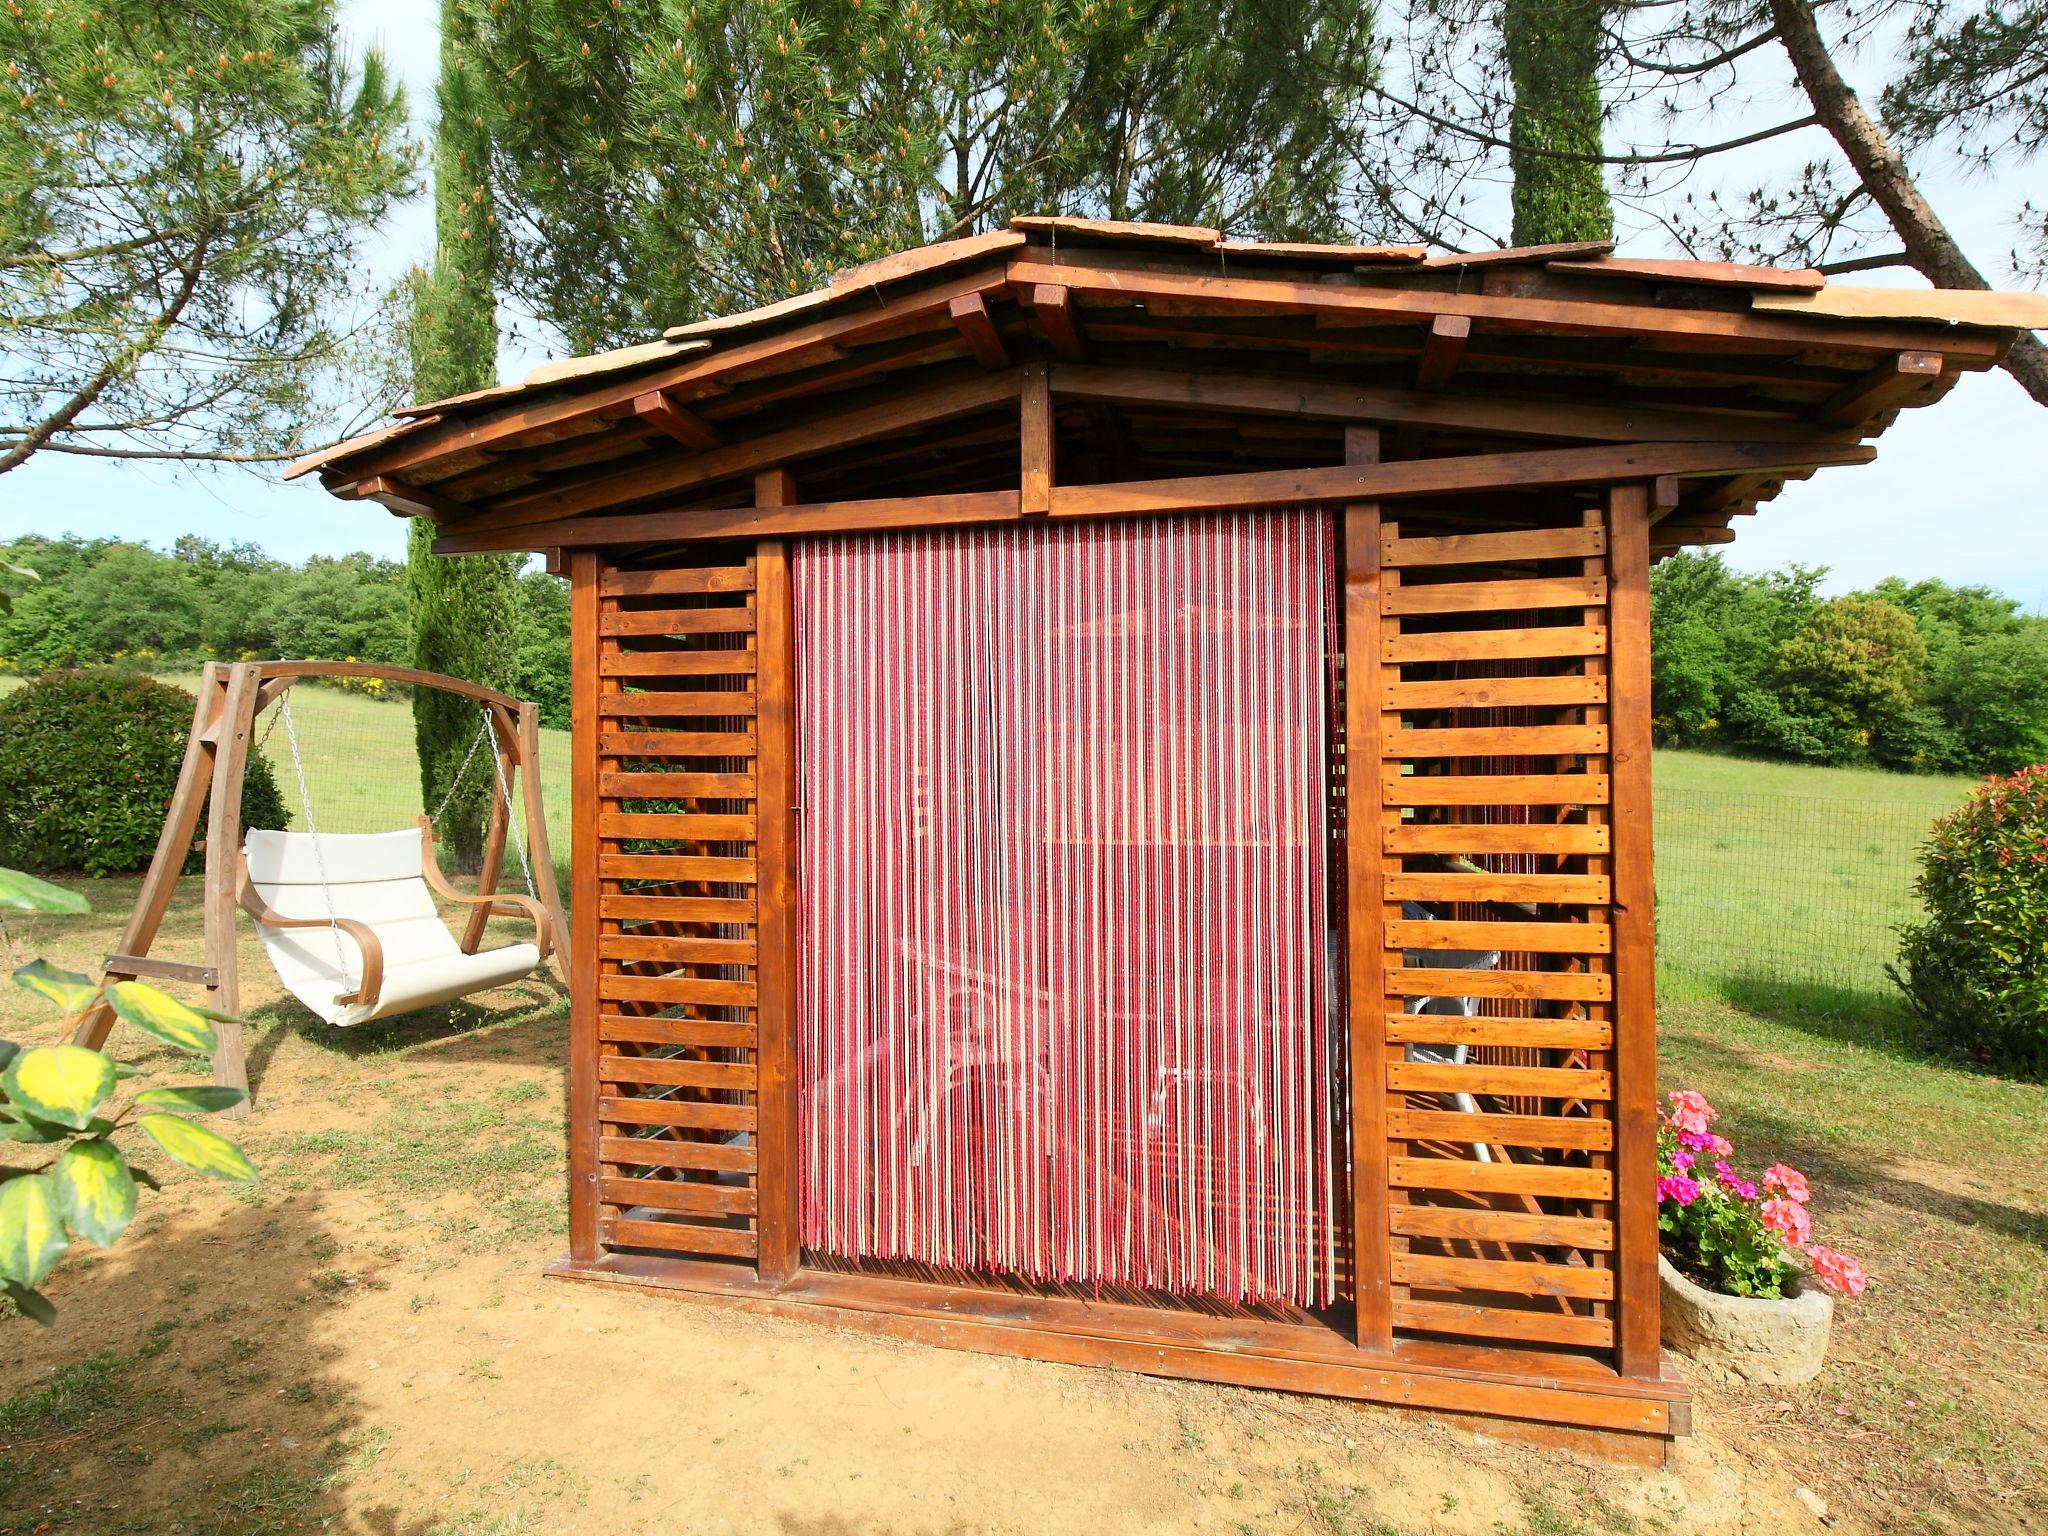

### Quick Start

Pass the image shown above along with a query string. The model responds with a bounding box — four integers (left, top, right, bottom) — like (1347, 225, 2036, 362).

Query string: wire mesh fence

(1654, 786, 1955, 996)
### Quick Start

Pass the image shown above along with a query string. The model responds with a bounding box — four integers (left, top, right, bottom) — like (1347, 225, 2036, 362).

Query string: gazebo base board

(546, 1250, 1690, 1462)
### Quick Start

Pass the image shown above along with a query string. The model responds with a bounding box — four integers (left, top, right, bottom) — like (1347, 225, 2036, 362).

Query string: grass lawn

(0, 683, 2036, 1532)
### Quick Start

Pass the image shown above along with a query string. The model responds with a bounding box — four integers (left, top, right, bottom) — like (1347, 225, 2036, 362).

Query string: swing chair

(72, 660, 571, 1110)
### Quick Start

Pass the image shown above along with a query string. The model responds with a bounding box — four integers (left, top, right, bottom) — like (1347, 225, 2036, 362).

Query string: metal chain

(429, 712, 494, 827)
(486, 718, 539, 902)
(277, 693, 351, 982)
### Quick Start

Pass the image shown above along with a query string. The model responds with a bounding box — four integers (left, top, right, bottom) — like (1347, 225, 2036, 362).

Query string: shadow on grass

(1711, 970, 1922, 1054)
(0, 1199, 442, 1536)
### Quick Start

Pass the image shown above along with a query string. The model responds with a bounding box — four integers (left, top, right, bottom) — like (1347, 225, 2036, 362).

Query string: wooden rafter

(1415, 315, 1471, 390)
(629, 389, 724, 450)
(947, 293, 1012, 369)
(1818, 350, 1943, 425)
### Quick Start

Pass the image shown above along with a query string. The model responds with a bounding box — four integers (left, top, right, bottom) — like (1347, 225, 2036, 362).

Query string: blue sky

(3, 1, 2043, 607)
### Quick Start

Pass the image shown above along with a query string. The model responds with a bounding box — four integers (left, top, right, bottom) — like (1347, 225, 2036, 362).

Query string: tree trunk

(409, 0, 522, 867)
(1767, 0, 2048, 405)
(1503, 0, 1615, 246)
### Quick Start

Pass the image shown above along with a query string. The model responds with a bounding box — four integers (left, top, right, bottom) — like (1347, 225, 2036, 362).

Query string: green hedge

(1892, 763, 2048, 1076)
(0, 672, 287, 877)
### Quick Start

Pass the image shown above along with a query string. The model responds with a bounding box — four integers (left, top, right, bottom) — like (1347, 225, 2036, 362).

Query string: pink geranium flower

(1760, 1197, 1812, 1247)
(1806, 1245, 1869, 1296)
(1657, 1175, 1701, 1207)
(1665, 1089, 1717, 1137)
(1763, 1164, 1811, 1204)
(1704, 1134, 1733, 1157)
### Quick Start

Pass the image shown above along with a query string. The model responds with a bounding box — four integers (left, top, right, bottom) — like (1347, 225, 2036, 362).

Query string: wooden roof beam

(1048, 362, 1856, 447)
(629, 389, 725, 450)
(1031, 284, 1090, 362)
(1004, 256, 2006, 362)
(434, 438, 1876, 554)
(346, 475, 469, 522)
(947, 293, 1012, 369)
(1817, 350, 1943, 426)
(1415, 315, 1471, 390)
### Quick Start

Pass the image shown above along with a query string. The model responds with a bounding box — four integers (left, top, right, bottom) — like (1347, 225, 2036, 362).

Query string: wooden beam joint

(632, 389, 725, 450)
(947, 292, 1012, 369)
(1031, 284, 1090, 363)
(1415, 314, 1471, 390)
(1818, 350, 1943, 426)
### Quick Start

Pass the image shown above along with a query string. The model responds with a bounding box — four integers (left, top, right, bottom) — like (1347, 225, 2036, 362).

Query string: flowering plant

(1657, 1089, 1867, 1300)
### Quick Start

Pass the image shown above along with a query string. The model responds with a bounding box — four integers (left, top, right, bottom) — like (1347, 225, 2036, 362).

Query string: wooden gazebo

(293, 218, 2045, 1457)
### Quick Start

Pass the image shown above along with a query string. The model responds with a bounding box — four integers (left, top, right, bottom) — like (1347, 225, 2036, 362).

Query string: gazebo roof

(294, 217, 2048, 557)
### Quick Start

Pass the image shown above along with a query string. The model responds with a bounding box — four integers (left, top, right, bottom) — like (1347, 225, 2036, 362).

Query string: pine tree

(460, 0, 1377, 352)
(1503, 0, 1614, 246)
(0, 0, 413, 475)
(408, 0, 521, 862)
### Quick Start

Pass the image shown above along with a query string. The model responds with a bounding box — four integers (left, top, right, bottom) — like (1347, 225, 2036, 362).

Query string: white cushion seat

(242, 827, 543, 1027)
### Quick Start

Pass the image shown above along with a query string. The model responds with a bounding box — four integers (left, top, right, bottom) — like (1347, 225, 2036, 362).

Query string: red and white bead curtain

(792, 512, 1343, 1307)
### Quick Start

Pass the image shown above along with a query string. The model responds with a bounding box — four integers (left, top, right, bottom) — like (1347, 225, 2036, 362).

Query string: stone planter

(1659, 1254, 1835, 1385)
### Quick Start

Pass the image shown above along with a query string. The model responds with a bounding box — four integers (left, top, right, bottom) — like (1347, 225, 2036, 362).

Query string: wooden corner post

(754, 470, 802, 1285)
(567, 551, 604, 1263)
(1342, 426, 1392, 1351)
(1604, 482, 1662, 1379)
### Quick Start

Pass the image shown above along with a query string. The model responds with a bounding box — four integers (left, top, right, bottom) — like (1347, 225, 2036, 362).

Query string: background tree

(465, 0, 1378, 350)
(407, 0, 523, 862)
(1503, 0, 1614, 244)
(0, 0, 414, 475)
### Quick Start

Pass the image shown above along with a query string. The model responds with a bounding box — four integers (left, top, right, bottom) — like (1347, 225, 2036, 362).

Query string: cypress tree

(408, 0, 521, 863)
(1503, 0, 1614, 245)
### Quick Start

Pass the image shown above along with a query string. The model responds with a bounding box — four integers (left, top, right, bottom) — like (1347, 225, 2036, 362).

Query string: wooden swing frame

(70, 660, 572, 1113)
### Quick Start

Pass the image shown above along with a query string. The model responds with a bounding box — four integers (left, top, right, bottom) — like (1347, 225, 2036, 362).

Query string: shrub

(1892, 763, 2048, 1075)
(0, 672, 286, 876)
(1657, 1090, 1865, 1299)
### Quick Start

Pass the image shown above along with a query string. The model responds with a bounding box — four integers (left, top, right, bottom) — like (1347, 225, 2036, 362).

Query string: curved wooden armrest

(236, 859, 386, 1007)
(413, 822, 555, 963)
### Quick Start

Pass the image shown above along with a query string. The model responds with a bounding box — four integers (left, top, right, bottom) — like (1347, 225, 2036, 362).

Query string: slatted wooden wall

(571, 548, 770, 1264)
(1354, 503, 1640, 1360)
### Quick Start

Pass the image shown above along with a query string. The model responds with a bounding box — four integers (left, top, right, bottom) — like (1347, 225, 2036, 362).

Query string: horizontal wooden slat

(599, 1055, 756, 1091)
(599, 975, 756, 1006)
(600, 895, 756, 923)
(1389, 1062, 1612, 1100)
(1383, 675, 1607, 711)
(1384, 822, 1609, 856)
(601, 731, 756, 758)
(1390, 1155, 1614, 1200)
(1395, 1252, 1615, 1301)
(1391, 1202, 1613, 1252)
(600, 1014, 756, 1048)
(1394, 1298, 1614, 1349)
(1387, 1108, 1614, 1151)
(601, 566, 754, 597)
(601, 695, 757, 720)
(605, 1216, 757, 1258)
(600, 855, 758, 882)
(602, 1176, 758, 1216)
(1390, 920, 1612, 955)
(1385, 773, 1609, 808)
(602, 771, 757, 798)
(600, 1094, 756, 1131)
(600, 1132, 756, 1173)
(1383, 625, 1608, 664)
(1384, 577, 1607, 615)
(1383, 1014, 1613, 1050)
(1385, 525, 1607, 567)
(1388, 967, 1611, 1002)
(601, 650, 756, 677)
(600, 812, 758, 840)
(1383, 872, 1610, 905)
(602, 607, 756, 636)
(1388, 724, 1609, 758)
(603, 935, 756, 966)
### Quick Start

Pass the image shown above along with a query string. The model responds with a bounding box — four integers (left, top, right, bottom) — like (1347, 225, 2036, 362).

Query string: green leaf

(0, 1039, 18, 1071)
(107, 983, 218, 1055)
(53, 1141, 137, 1249)
(134, 1115, 257, 1183)
(13, 960, 99, 1013)
(0, 1174, 70, 1288)
(3, 1279, 56, 1326)
(0, 869, 89, 915)
(131, 1085, 246, 1115)
(1, 1045, 117, 1130)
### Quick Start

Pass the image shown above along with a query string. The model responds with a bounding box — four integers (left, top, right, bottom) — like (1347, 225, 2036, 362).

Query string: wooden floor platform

(547, 1249, 1690, 1459)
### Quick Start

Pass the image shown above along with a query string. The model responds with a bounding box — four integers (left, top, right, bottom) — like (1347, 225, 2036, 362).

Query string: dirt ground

(0, 885, 2033, 1536)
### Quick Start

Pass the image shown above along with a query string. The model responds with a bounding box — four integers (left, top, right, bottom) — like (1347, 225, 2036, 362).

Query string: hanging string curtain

(793, 511, 1343, 1308)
